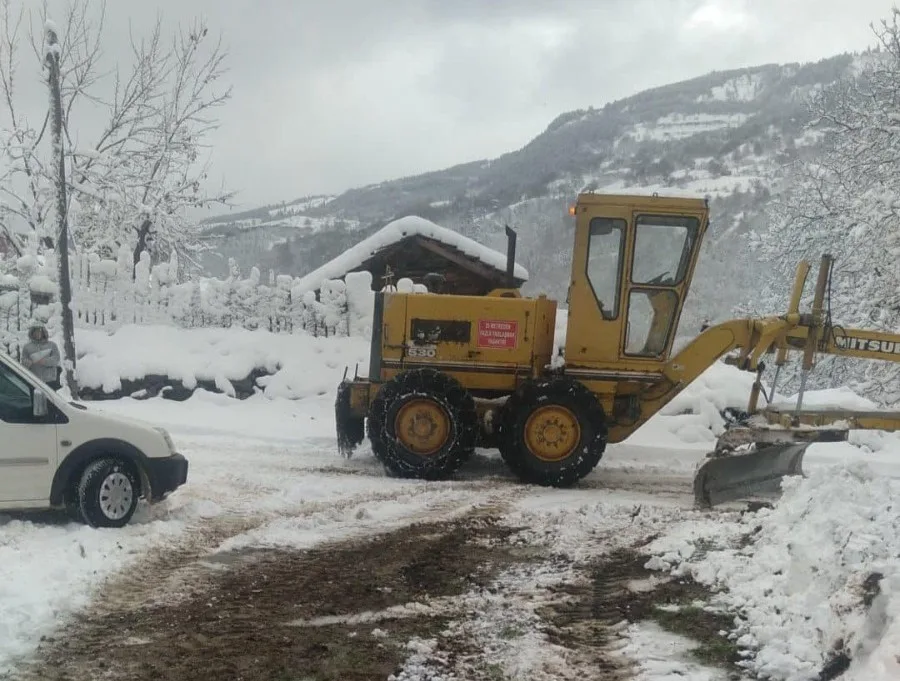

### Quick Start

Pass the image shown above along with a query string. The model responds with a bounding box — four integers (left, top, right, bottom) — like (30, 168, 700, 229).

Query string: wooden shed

(293, 216, 529, 296)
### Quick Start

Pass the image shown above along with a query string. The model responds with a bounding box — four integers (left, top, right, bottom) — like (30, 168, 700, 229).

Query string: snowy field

(0, 327, 898, 680)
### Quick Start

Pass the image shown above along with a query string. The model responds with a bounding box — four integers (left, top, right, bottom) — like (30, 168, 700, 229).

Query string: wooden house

(293, 216, 529, 296)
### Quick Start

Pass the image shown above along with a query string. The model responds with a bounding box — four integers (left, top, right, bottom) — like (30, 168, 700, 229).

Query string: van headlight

(154, 427, 177, 454)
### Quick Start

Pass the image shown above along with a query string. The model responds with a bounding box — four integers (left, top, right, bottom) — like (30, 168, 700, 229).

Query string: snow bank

(345, 271, 375, 338)
(662, 360, 758, 416)
(624, 361, 758, 448)
(0, 512, 189, 674)
(76, 325, 369, 399)
(773, 386, 883, 412)
(646, 462, 900, 681)
(73, 320, 758, 442)
(292, 215, 529, 293)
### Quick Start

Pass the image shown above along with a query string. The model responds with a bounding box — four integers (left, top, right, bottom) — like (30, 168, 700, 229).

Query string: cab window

(631, 215, 699, 286)
(586, 218, 625, 320)
(625, 289, 679, 357)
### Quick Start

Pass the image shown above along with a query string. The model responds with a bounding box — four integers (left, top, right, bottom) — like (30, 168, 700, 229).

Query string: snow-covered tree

(753, 12, 900, 402)
(0, 0, 54, 254)
(0, 0, 232, 270)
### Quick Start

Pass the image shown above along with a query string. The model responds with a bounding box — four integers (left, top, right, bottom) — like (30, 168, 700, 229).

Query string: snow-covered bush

(0, 253, 61, 359)
(346, 271, 375, 338)
(1, 246, 395, 354)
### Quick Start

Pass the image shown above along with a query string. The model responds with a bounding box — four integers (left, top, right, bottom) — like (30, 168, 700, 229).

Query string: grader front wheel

(368, 368, 477, 480)
(499, 377, 608, 487)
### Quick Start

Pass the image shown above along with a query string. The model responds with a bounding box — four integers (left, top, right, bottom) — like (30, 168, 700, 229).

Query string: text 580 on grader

(336, 192, 900, 506)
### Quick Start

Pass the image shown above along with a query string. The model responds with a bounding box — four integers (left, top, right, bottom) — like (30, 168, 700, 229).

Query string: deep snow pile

(73, 319, 761, 445)
(646, 463, 900, 681)
(75, 324, 369, 398)
(620, 360, 758, 451)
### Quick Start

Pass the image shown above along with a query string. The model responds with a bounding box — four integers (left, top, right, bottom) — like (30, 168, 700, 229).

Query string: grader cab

(336, 192, 900, 506)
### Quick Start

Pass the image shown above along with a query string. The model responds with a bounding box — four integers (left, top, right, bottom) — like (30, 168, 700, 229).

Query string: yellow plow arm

(693, 254, 900, 507)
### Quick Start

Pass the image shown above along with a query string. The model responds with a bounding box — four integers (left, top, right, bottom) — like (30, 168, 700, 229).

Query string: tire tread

(76, 457, 140, 528)
(498, 376, 607, 487)
(368, 368, 477, 480)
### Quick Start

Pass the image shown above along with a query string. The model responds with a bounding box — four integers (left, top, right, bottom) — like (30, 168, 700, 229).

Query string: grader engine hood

(373, 290, 557, 392)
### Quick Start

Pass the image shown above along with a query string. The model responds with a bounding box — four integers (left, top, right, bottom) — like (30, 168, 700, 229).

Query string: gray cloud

(4, 0, 897, 209)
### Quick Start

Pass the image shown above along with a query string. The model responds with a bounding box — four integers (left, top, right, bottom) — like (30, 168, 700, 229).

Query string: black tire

(63, 487, 82, 523)
(368, 368, 477, 480)
(335, 380, 365, 458)
(498, 377, 607, 487)
(76, 457, 141, 528)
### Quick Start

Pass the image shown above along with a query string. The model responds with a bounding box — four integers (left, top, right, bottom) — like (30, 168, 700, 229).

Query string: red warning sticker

(477, 319, 519, 349)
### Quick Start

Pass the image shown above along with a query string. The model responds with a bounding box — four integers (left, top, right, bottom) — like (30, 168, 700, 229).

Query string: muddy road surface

(12, 502, 743, 681)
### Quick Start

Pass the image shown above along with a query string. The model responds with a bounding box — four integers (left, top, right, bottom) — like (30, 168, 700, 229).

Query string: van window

(0, 363, 33, 423)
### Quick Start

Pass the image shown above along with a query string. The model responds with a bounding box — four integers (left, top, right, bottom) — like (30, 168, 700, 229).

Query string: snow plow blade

(693, 444, 808, 507)
(693, 426, 848, 507)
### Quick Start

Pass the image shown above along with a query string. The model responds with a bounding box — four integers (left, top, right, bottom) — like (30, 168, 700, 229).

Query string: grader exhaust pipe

(505, 225, 517, 288)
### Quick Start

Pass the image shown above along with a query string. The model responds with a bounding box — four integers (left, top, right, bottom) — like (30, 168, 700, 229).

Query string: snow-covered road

(0, 362, 898, 680)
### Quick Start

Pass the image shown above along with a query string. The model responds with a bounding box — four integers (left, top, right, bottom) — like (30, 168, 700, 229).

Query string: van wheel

(63, 491, 82, 523)
(76, 457, 140, 528)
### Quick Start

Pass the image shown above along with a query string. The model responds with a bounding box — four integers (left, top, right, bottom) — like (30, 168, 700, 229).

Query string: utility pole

(45, 23, 78, 394)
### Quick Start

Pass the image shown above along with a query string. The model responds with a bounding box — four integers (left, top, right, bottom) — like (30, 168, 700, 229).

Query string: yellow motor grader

(335, 192, 900, 506)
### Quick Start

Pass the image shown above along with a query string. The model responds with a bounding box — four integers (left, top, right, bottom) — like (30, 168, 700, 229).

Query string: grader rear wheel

(368, 368, 477, 480)
(499, 377, 607, 487)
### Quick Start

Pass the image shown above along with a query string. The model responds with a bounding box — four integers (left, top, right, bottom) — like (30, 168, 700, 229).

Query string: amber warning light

(567, 205, 576, 216)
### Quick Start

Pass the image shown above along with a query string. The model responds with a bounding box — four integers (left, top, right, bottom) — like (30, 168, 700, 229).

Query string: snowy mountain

(199, 53, 861, 329)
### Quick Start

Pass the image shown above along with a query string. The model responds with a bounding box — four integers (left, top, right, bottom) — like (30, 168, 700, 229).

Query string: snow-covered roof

(293, 215, 529, 292)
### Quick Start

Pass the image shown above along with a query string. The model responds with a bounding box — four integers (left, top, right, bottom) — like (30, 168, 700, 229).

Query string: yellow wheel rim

(524, 405, 581, 462)
(394, 398, 450, 456)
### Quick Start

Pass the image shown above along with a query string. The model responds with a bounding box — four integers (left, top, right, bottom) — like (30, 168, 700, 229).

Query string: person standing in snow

(21, 324, 62, 390)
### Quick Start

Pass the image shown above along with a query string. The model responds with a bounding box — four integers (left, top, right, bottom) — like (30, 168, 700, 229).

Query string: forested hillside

(200, 53, 862, 335)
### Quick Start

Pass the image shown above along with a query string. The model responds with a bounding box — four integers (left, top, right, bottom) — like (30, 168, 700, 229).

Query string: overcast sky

(6, 0, 899, 210)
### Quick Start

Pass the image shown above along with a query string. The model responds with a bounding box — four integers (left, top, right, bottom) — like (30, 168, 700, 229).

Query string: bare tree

(68, 13, 234, 269)
(0, 0, 233, 271)
(0, 0, 52, 255)
(44, 20, 76, 393)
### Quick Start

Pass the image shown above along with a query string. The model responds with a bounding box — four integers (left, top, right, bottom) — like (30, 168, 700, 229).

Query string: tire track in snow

(9, 485, 529, 681)
(73, 479, 530, 618)
(17, 505, 530, 681)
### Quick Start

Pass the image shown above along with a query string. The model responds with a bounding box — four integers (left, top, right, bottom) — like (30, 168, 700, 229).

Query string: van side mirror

(33, 391, 48, 418)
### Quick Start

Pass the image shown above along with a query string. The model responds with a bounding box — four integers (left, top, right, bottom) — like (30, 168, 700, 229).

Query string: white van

(0, 348, 188, 528)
